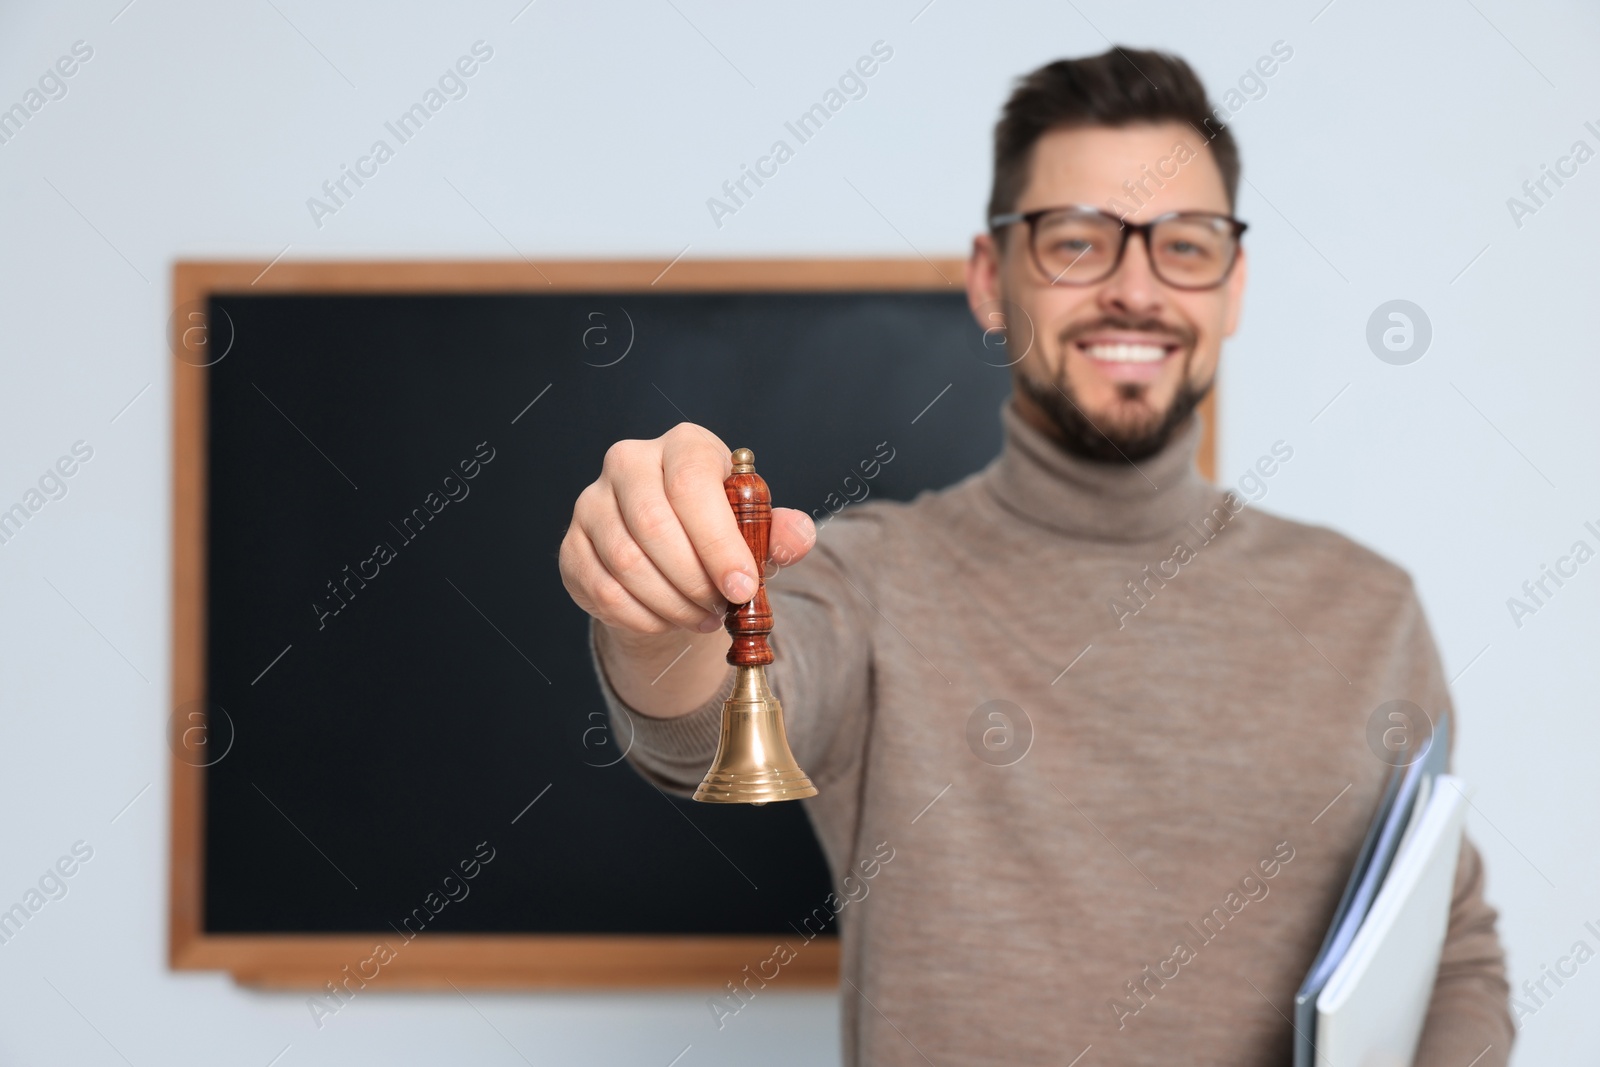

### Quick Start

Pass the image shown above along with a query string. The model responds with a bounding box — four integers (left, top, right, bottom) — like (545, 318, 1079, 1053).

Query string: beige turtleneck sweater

(586, 395, 1514, 1067)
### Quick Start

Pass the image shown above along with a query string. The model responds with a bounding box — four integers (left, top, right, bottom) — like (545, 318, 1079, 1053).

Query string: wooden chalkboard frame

(169, 257, 1217, 988)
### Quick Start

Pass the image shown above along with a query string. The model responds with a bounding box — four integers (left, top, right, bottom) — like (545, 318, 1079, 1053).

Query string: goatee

(1016, 368, 1212, 464)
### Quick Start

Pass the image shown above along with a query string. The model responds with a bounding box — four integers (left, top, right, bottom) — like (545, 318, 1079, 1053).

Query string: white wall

(0, 0, 1594, 1062)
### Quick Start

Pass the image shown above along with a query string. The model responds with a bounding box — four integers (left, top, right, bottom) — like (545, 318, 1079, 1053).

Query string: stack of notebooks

(1294, 710, 1472, 1067)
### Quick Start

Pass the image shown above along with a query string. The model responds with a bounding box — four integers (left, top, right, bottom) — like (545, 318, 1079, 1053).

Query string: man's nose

(1097, 231, 1164, 315)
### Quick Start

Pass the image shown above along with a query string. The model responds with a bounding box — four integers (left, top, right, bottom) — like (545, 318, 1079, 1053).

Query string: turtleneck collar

(977, 394, 1218, 543)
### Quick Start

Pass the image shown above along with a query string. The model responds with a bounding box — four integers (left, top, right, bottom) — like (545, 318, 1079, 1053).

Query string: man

(560, 47, 1514, 1066)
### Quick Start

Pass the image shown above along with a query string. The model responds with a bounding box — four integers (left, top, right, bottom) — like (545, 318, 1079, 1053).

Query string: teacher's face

(967, 122, 1246, 462)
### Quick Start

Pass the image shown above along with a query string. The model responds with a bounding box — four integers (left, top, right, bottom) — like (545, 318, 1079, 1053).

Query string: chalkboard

(168, 258, 1044, 988)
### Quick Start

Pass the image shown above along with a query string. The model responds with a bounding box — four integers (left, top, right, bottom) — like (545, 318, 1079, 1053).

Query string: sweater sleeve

(584, 505, 881, 798)
(1400, 581, 1515, 1067)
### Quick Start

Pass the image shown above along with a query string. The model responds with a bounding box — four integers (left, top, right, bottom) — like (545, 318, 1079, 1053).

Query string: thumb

(768, 507, 817, 570)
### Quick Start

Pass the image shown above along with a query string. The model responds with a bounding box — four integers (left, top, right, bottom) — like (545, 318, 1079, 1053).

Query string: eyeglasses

(988, 205, 1248, 290)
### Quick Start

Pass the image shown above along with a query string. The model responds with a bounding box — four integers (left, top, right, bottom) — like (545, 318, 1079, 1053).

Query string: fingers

(659, 425, 761, 603)
(560, 522, 673, 633)
(565, 423, 819, 641)
(768, 507, 817, 570)
(575, 480, 725, 633)
(611, 439, 726, 618)
(561, 520, 694, 635)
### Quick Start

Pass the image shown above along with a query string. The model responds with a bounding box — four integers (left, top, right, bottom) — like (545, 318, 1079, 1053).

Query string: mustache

(1059, 316, 1197, 350)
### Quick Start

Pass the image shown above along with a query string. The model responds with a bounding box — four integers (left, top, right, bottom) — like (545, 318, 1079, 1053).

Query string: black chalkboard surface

(190, 270, 1010, 958)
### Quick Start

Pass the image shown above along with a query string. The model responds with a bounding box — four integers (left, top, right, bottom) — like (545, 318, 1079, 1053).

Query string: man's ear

(1222, 245, 1247, 338)
(965, 231, 1004, 326)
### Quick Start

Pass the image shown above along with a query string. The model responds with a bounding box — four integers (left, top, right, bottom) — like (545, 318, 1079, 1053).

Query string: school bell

(692, 447, 818, 805)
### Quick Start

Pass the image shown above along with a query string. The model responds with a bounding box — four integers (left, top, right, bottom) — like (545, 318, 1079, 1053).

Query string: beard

(1015, 350, 1212, 464)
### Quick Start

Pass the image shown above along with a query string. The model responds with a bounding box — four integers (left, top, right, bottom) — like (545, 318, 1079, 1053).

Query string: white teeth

(1083, 342, 1168, 363)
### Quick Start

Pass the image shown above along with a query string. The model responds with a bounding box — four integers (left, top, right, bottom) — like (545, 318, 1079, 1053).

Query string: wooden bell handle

(723, 447, 774, 667)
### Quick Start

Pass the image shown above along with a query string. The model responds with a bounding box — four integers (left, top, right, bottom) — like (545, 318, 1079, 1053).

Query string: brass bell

(693, 447, 818, 805)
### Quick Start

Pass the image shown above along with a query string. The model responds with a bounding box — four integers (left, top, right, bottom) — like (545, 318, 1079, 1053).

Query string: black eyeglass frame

(987, 204, 1249, 291)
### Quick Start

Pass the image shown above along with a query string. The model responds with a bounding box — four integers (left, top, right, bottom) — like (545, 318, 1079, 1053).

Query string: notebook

(1291, 711, 1451, 1067)
(1315, 774, 1470, 1066)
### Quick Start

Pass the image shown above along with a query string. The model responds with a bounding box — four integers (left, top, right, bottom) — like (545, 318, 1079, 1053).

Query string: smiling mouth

(1074, 340, 1181, 383)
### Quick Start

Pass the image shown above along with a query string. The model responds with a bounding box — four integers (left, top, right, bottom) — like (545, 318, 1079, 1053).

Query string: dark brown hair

(986, 47, 1239, 244)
